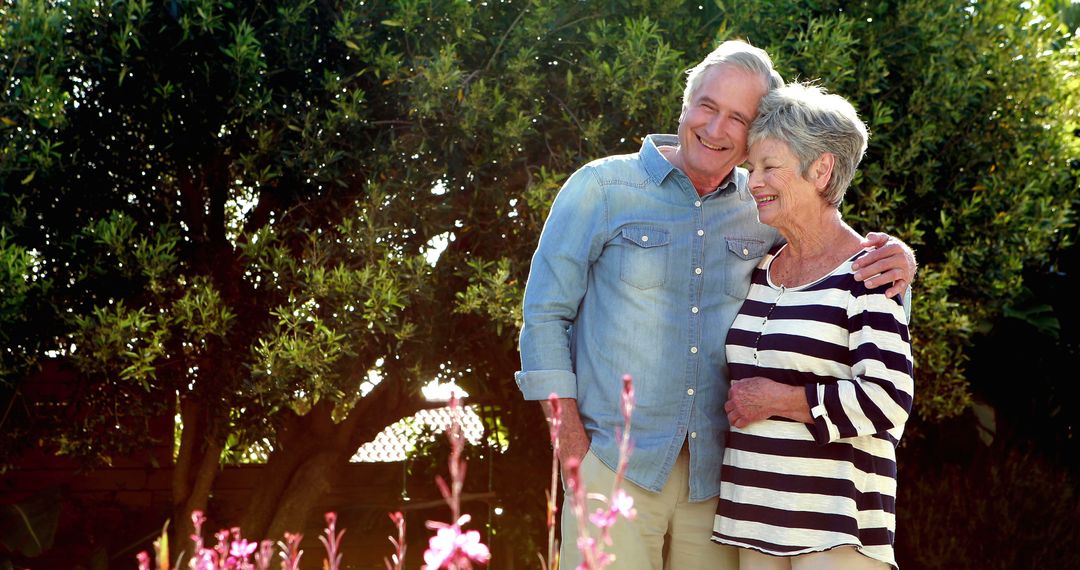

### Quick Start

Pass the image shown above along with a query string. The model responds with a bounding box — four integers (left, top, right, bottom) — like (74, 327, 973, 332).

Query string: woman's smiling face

(745, 138, 826, 230)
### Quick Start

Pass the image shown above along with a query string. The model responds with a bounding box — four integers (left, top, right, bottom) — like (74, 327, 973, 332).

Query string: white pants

(739, 546, 890, 570)
(559, 447, 737, 570)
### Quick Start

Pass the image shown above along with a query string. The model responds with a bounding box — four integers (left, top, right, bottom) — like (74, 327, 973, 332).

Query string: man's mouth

(697, 135, 727, 152)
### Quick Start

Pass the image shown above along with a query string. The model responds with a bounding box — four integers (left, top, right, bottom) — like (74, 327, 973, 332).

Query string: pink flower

(385, 512, 407, 570)
(621, 375, 634, 419)
(254, 540, 274, 570)
(279, 531, 304, 570)
(588, 507, 616, 531)
(610, 489, 636, 520)
(190, 549, 216, 570)
(563, 457, 582, 491)
(588, 489, 636, 546)
(230, 538, 258, 559)
(575, 535, 596, 553)
(320, 511, 345, 570)
(422, 524, 491, 569)
(546, 393, 562, 442)
(136, 551, 150, 570)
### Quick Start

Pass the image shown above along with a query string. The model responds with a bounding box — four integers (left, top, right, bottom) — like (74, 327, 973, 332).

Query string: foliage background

(1, 0, 1078, 568)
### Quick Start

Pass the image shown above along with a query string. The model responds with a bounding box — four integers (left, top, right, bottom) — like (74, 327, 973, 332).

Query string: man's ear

(811, 153, 835, 192)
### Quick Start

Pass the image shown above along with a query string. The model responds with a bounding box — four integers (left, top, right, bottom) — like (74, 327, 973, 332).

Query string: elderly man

(515, 41, 914, 570)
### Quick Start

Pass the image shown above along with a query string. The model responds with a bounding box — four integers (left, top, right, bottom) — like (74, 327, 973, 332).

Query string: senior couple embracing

(516, 40, 915, 570)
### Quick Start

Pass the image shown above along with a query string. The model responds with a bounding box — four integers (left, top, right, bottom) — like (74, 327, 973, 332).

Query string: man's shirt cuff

(514, 369, 577, 400)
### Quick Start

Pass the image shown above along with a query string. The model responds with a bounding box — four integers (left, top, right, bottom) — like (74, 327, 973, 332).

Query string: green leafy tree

(1, 0, 448, 548)
(1, 0, 1077, 566)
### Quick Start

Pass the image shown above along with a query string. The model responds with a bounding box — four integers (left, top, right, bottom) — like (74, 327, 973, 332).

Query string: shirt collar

(640, 134, 740, 195)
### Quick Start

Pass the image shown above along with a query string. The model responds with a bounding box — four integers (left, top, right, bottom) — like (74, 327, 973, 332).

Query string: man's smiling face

(676, 64, 768, 193)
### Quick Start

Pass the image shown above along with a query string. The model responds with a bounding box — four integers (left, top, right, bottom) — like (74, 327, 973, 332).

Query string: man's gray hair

(682, 40, 784, 110)
(749, 83, 869, 207)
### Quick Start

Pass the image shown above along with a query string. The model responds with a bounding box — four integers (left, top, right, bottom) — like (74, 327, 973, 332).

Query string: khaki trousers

(739, 547, 890, 570)
(559, 448, 737, 570)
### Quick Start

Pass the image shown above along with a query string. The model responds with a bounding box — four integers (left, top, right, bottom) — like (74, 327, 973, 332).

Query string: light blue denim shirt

(516, 134, 781, 501)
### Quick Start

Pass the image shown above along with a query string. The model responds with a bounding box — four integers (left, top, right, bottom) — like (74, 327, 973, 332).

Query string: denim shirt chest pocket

(724, 237, 770, 298)
(620, 226, 670, 290)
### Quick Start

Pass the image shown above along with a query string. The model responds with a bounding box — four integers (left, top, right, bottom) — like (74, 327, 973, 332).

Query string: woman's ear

(811, 153, 835, 192)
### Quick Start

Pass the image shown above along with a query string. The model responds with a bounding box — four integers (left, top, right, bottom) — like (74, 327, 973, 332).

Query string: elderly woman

(711, 83, 914, 570)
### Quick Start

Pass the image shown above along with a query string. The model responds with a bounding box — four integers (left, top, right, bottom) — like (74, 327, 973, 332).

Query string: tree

(1, 0, 448, 548)
(2, 0, 1077, 566)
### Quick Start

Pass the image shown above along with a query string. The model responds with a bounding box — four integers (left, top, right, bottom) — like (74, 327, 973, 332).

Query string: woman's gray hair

(749, 83, 869, 207)
(683, 40, 784, 110)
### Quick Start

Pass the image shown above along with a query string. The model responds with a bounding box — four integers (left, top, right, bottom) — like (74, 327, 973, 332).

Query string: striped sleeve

(806, 288, 913, 445)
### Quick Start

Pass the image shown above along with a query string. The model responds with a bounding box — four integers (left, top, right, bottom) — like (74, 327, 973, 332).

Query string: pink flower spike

(385, 511, 407, 570)
(136, 551, 150, 570)
(279, 532, 304, 570)
(254, 540, 274, 570)
(320, 511, 346, 570)
(191, 510, 206, 526)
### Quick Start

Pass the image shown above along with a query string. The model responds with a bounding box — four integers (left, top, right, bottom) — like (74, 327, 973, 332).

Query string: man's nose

(704, 113, 727, 137)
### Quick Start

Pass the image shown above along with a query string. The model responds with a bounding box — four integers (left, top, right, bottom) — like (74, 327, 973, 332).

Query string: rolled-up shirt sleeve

(516, 165, 607, 401)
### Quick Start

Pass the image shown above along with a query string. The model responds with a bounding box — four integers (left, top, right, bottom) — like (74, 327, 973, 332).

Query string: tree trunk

(172, 398, 224, 550)
(241, 380, 425, 540)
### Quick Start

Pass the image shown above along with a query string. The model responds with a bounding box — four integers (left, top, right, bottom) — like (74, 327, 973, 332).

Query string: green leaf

(0, 488, 61, 557)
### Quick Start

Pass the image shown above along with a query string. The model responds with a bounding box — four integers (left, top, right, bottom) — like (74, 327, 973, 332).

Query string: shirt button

(694, 267, 702, 275)
(743, 247, 749, 256)
(690, 346, 698, 354)
(687, 388, 695, 396)
(690, 432, 698, 439)
(691, 306, 699, 314)
(694, 200, 702, 208)
(697, 229, 705, 236)
(641, 235, 649, 242)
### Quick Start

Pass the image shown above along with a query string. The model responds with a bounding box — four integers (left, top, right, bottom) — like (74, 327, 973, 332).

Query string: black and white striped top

(712, 244, 914, 569)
